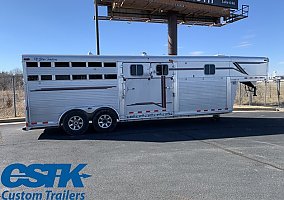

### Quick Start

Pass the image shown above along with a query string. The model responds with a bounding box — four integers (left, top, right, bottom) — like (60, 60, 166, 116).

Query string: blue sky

(0, 0, 283, 75)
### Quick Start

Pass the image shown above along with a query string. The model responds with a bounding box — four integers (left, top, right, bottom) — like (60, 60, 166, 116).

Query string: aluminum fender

(58, 106, 120, 125)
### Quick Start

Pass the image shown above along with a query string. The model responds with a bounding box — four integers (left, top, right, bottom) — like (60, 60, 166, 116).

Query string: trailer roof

(22, 54, 268, 61)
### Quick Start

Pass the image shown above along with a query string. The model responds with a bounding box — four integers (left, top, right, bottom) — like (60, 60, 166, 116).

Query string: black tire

(62, 110, 89, 136)
(92, 109, 118, 132)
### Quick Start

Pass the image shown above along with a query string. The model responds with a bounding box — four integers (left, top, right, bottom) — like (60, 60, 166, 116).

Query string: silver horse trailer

(22, 55, 268, 135)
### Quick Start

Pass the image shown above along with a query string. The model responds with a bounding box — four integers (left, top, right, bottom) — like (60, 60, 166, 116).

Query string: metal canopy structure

(94, 0, 249, 55)
(97, 0, 248, 26)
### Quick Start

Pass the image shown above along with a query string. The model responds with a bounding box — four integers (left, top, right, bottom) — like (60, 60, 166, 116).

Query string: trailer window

(40, 62, 51, 67)
(156, 65, 169, 76)
(28, 75, 39, 81)
(55, 62, 70, 67)
(104, 62, 116, 68)
(55, 75, 70, 80)
(204, 64, 215, 75)
(130, 65, 144, 76)
(71, 62, 87, 67)
(26, 62, 38, 68)
(88, 62, 102, 67)
(41, 75, 52, 81)
(89, 74, 103, 80)
(104, 74, 117, 79)
(72, 75, 87, 80)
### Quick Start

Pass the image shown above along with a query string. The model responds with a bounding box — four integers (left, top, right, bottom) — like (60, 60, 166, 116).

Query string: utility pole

(94, 0, 100, 55)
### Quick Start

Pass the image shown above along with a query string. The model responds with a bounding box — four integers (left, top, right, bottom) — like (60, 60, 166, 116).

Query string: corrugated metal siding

(178, 77, 227, 112)
(28, 81, 118, 122)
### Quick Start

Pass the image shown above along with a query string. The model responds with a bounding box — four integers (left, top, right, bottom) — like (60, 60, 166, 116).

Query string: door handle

(127, 87, 135, 91)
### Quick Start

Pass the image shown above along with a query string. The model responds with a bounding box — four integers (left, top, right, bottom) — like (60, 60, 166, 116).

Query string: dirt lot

(0, 75, 24, 119)
(235, 81, 284, 106)
(0, 90, 25, 119)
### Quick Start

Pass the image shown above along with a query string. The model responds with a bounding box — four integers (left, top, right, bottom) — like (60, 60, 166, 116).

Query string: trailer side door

(122, 62, 174, 120)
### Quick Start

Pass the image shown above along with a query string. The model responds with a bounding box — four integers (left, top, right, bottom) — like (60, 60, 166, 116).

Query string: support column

(94, 0, 100, 55)
(168, 12, 178, 55)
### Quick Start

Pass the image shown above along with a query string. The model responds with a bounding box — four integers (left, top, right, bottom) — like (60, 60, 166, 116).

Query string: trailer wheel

(92, 109, 117, 132)
(62, 110, 89, 136)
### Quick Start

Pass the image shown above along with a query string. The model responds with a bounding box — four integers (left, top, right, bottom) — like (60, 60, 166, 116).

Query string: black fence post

(12, 75, 17, 117)
(277, 79, 281, 107)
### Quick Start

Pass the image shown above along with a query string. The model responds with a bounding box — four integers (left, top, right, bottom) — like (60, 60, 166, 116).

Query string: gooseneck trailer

(22, 55, 268, 135)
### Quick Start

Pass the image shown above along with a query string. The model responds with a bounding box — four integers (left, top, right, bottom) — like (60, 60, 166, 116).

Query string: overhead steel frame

(94, 1, 248, 56)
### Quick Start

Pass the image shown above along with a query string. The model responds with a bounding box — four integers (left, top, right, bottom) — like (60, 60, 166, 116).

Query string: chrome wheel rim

(68, 116, 84, 131)
(98, 114, 112, 129)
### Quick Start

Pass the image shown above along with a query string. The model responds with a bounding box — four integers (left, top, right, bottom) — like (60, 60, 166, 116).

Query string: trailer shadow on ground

(38, 116, 284, 142)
